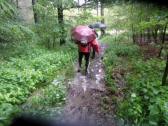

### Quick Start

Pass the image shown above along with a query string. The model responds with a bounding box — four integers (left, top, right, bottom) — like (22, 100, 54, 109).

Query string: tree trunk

(155, 28, 158, 43)
(53, 33, 56, 48)
(133, 33, 136, 43)
(100, 1, 104, 24)
(162, 55, 168, 86)
(57, 0, 65, 45)
(84, 0, 87, 10)
(131, 24, 136, 43)
(96, 1, 99, 17)
(47, 38, 50, 49)
(140, 31, 143, 44)
(158, 23, 167, 57)
(100, 1, 105, 36)
(152, 28, 158, 43)
(32, 0, 38, 23)
(130, 3, 135, 43)
(14, 0, 19, 8)
(147, 28, 151, 43)
(114, 29, 117, 42)
(78, 0, 79, 12)
(18, 0, 34, 24)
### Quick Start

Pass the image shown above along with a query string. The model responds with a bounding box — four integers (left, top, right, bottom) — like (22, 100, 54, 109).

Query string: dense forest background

(0, 0, 168, 126)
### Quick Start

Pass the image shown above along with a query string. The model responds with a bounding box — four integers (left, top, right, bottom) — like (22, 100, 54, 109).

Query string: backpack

(80, 40, 89, 47)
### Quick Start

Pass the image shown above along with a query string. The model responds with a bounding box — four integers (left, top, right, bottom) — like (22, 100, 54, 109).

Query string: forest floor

(61, 43, 119, 126)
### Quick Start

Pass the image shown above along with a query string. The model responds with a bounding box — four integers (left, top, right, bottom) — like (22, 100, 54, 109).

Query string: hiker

(100, 28, 105, 36)
(75, 39, 100, 75)
(88, 25, 99, 38)
(71, 25, 100, 75)
(89, 23, 107, 38)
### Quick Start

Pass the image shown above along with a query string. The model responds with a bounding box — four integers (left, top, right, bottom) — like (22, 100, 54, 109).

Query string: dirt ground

(61, 43, 117, 126)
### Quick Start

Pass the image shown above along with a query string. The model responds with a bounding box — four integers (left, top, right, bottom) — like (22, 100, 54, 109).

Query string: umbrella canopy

(71, 25, 96, 43)
(89, 22, 107, 29)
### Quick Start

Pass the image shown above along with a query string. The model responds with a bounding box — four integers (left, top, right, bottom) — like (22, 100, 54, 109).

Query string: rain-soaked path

(61, 43, 116, 126)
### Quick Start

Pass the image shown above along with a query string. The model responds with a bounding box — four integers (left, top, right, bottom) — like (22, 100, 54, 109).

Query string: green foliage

(74, 10, 101, 25)
(0, 46, 75, 104)
(0, 42, 76, 126)
(30, 84, 66, 107)
(0, 0, 17, 20)
(0, 23, 34, 45)
(22, 78, 66, 118)
(105, 5, 128, 30)
(103, 35, 168, 125)
(103, 35, 139, 92)
(0, 103, 20, 126)
(51, 0, 75, 8)
(0, 0, 35, 49)
(106, 3, 168, 41)
(118, 58, 168, 125)
(33, 0, 75, 47)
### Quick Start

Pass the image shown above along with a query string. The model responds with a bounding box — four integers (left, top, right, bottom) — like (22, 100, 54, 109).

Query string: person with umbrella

(71, 25, 100, 75)
(89, 22, 107, 37)
(88, 25, 99, 38)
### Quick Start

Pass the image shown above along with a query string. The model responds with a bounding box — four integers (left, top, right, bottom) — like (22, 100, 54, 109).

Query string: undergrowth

(103, 34, 168, 126)
(0, 41, 77, 126)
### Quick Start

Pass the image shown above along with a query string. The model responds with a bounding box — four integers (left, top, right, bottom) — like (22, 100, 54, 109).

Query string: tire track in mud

(62, 43, 117, 126)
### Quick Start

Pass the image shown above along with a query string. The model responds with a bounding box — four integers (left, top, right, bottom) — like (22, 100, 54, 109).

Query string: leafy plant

(103, 35, 168, 125)
(0, 41, 76, 126)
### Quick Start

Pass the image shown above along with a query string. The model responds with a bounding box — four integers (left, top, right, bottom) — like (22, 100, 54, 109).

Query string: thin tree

(84, 0, 87, 10)
(158, 22, 167, 57)
(16, 0, 18, 8)
(32, 0, 38, 23)
(100, 0, 105, 36)
(57, 0, 65, 45)
(162, 54, 168, 85)
(152, 26, 159, 43)
(96, 1, 99, 17)
(78, 0, 80, 12)
(100, 1, 104, 23)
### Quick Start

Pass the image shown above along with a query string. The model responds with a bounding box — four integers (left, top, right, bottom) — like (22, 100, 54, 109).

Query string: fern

(0, 0, 17, 20)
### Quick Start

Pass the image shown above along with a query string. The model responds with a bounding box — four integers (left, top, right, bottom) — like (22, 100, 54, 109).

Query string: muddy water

(61, 44, 116, 126)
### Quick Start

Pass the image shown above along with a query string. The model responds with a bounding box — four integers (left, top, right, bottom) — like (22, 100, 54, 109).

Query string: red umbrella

(71, 25, 96, 43)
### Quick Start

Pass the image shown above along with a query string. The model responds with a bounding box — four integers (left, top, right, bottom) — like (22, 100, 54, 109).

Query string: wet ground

(62, 43, 117, 126)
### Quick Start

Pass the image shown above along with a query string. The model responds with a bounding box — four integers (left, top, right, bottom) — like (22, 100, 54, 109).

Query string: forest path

(62, 43, 117, 126)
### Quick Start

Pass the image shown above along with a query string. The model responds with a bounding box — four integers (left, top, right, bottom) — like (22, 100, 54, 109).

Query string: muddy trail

(61, 43, 117, 126)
